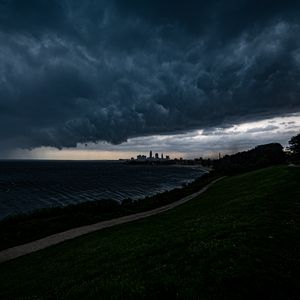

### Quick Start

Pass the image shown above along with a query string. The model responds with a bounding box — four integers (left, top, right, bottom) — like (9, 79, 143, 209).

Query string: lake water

(0, 160, 205, 220)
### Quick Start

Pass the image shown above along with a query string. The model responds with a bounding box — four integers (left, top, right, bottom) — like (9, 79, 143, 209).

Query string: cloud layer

(1, 0, 300, 150)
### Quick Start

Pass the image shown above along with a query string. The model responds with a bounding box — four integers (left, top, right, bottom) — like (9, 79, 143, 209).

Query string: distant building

(149, 150, 153, 158)
(161, 153, 164, 159)
(137, 155, 147, 160)
(166, 155, 170, 160)
(155, 153, 159, 159)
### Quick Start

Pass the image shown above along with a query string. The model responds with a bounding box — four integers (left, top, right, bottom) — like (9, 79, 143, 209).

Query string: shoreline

(0, 171, 219, 251)
(0, 177, 224, 264)
(0, 167, 209, 222)
(0, 162, 209, 221)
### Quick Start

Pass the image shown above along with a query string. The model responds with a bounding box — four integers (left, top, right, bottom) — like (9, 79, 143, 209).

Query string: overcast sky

(1, 1, 300, 159)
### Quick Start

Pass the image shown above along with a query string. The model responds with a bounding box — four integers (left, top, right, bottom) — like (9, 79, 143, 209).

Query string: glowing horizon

(7, 113, 300, 160)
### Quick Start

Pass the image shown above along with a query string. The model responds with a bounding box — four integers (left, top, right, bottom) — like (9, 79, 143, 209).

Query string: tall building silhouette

(149, 150, 152, 158)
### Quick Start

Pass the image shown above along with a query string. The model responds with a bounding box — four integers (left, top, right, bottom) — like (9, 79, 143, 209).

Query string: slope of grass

(0, 166, 299, 299)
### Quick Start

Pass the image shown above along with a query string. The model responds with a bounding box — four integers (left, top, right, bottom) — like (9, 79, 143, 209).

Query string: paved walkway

(289, 163, 300, 168)
(0, 177, 224, 264)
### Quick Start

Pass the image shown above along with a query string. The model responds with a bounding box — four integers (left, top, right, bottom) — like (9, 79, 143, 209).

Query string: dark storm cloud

(0, 0, 65, 34)
(1, 0, 300, 149)
(115, 0, 300, 40)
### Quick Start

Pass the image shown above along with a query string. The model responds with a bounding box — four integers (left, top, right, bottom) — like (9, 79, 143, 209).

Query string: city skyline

(133, 150, 171, 161)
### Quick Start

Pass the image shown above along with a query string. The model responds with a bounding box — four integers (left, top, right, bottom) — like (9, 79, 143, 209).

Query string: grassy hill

(0, 166, 299, 299)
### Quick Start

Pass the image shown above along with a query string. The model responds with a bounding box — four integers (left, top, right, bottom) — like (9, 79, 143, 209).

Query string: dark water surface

(0, 160, 205, 220)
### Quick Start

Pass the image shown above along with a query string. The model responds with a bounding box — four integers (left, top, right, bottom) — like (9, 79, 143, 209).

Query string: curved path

(0, 177, 224, 264)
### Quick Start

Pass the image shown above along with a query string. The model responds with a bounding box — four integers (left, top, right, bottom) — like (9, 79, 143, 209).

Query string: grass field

(0, 166, 299, 299)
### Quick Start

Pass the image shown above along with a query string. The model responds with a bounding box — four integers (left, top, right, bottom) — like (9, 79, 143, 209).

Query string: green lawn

(0, 166, 299, 299)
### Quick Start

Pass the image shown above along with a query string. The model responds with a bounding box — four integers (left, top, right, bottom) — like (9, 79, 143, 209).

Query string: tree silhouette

(289, 133, 300, 161)
(213, 143, 286, 174)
